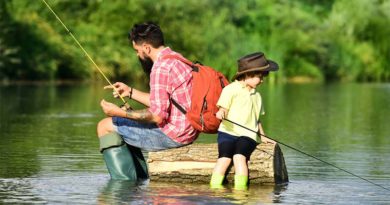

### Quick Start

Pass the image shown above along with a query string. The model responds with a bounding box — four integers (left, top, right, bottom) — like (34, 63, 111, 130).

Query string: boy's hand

(216, 109, 226, 120)
(261, 136, 276, 144)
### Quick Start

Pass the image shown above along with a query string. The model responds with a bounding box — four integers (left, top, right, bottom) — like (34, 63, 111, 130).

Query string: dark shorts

(217, 131, 258, 159)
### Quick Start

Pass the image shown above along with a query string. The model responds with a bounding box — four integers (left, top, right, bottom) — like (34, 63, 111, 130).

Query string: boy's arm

(258, 122, 275, 144)
(216, 107, 228, 120)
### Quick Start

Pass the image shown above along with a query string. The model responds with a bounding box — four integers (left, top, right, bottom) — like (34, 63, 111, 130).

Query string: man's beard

(138, 56, 154, 77)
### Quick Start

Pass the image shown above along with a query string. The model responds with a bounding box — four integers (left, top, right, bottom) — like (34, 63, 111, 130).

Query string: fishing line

(41, 0, 129, 107)
(223, 118, 390, 192)
(42, 0, 388, 192)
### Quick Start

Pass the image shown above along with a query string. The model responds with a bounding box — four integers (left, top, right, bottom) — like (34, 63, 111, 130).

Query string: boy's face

(244, 72, 267, 88)
(245, 75, 263, 88)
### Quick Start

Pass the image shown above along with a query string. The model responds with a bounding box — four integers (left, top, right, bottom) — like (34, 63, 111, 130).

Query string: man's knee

(97, 117, 114, 137)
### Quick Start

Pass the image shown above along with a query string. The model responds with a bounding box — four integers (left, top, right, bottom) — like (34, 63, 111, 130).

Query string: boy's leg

(210, 157, 231, 186)
(233, 154, 249, 189)
(232, 154, 249, 176)
(210, 132, 236, 187)
(233, 137, 258, 188)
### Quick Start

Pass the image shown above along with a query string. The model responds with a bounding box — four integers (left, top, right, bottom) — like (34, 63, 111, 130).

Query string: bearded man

(97, 22, 199, 180)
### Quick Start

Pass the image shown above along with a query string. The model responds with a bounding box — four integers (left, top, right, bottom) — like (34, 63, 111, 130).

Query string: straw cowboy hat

(232, 52, 279, 81)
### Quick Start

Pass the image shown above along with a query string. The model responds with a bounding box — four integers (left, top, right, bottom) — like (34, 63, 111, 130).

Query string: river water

(0, 83, 389, 204)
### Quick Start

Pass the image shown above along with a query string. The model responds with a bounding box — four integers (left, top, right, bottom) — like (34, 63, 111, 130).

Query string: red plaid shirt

(149, 47, 199, 144)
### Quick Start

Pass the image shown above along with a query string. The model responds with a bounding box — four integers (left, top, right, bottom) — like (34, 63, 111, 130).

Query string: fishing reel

(120, 103, 133, 111)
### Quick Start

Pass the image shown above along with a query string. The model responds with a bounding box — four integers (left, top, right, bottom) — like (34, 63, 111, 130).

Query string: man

(97, 22, 199, 180)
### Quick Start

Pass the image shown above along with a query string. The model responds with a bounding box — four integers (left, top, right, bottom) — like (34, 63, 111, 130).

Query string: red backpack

(163, 55, 229, 133)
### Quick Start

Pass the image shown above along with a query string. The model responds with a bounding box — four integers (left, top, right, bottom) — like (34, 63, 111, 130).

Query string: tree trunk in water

(147, 143, 288, 184)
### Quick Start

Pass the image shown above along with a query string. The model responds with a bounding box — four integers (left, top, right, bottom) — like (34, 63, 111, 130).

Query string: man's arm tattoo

(126, 109, 154, 122)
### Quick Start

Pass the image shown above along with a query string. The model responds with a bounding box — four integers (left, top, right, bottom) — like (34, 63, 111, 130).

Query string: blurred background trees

(1, 0, 389, 83)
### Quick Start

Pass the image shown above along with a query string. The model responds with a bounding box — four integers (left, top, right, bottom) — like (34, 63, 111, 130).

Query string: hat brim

(232, 60, 279, 81)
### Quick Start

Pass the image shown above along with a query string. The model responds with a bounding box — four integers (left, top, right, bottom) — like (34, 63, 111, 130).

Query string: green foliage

(1, 0, 389, 82)
(1, 1, 88, 80)
(0, 0, 21, 80)
(321, 0, 390, 82)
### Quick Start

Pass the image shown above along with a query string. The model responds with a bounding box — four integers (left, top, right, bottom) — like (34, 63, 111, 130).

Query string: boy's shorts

(217, 131, 258, 159)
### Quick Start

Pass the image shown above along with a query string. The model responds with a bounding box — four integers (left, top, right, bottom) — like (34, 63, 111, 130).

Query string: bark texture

(147, 143, 288, 184)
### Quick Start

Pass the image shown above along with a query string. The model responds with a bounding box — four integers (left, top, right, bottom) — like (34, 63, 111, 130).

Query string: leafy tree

(0, 0, 21, 80)
(1, 0, 389, 82)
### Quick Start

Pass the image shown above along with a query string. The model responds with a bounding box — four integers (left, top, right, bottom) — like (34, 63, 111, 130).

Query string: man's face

(132, 41, 147, 59)
(132, 41, 153, 76)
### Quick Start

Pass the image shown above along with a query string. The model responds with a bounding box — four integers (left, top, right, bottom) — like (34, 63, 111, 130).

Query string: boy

(210, 52, 278, 189)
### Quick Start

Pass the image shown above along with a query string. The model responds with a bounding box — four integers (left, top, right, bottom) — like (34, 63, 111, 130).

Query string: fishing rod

(41, 0, 130, 109)
(223, 118, 390, 192)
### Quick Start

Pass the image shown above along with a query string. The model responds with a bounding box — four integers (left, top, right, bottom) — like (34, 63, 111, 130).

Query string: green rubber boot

(210, 173, 225, 189)
(127, 145, 149, 180)
(99, 133, 137, 181)
(234, 175, 248, 190)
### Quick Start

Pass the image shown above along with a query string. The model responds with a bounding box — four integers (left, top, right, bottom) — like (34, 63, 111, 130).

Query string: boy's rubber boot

(99, 132, 137, 181)
(127, 145, 149, 180)
(234, 175, 248, 190)
(210, 173, 225, 188)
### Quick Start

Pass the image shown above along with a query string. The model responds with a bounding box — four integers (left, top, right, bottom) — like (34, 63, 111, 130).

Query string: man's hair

(128, 22, 164, 48)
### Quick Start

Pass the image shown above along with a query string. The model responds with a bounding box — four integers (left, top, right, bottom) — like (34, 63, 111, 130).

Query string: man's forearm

(126, 109, 161, 123)
(130, 89, 150, 107)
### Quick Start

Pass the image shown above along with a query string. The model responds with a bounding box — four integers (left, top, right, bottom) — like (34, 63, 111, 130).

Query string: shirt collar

(157, 47, 172, 59)
(235, 80, 256, 94)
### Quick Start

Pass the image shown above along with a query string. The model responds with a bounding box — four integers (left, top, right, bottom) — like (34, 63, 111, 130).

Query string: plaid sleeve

(149, 63, 170, 123)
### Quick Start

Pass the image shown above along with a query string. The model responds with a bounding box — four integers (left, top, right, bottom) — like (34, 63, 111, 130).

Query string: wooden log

(147, 143, 288, 184)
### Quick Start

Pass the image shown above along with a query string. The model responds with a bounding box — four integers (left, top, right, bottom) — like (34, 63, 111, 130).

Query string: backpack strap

(162, 54, 199, 72)
(161, 54, 191, 115)
(171, 98, 187, 115)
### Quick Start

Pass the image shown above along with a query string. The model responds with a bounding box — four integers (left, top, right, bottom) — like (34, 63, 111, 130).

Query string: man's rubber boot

(127, 145, 149, 180)
(99, 132, 137, 180)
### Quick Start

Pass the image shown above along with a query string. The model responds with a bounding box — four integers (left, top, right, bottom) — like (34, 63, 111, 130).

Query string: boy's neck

(238, 80, 256, 91)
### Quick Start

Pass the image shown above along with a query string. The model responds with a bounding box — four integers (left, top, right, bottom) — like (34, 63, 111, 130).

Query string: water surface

(0, 83, 389, 204)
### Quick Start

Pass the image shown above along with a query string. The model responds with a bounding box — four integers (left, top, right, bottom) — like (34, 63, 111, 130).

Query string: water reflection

(0, 178, 45, 203)
(97, 180, 141, 204)
(97, 180, 283, 204)
(1, 83, 390, 204)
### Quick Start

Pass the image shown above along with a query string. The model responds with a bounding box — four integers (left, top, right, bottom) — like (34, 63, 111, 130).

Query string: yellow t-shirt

(217, 80, 264, 142)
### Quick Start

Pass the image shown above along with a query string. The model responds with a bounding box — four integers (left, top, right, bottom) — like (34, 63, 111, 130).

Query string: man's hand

(104, 82, 131, 98)
(100, 99, 125, 117)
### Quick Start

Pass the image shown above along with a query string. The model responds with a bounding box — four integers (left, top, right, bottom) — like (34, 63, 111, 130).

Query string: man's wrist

(129, 87, 133, 99)
(126, 110, 134, 118)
